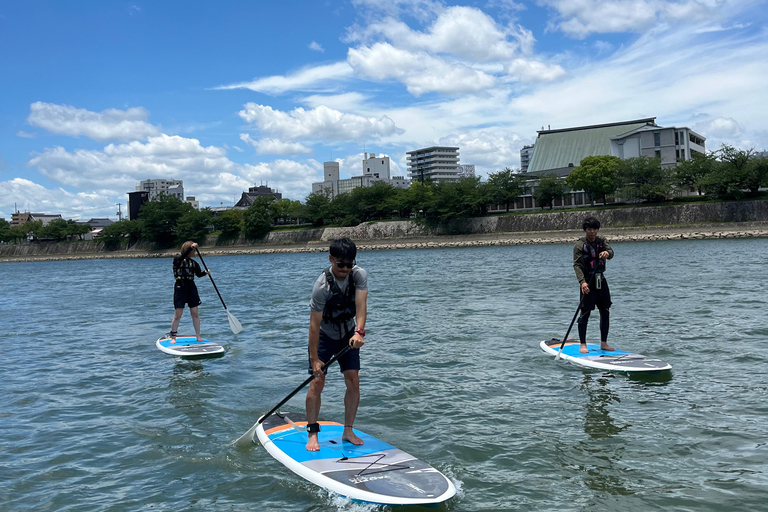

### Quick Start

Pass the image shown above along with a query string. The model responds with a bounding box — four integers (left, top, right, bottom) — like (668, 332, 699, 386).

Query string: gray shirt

(309, 265, 368, 338)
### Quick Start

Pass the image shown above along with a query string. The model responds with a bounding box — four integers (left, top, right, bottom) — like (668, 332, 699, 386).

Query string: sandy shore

(2, 221, 767, 263)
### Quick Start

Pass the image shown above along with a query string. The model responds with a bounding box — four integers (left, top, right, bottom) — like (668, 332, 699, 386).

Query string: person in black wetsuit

(305, 238, 368, 452)
(573, 217, 614, 353)
(170, 241, 209, 341)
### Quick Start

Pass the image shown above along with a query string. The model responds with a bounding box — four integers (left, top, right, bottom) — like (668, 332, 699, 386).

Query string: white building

(312, 154, 411, 197)
(406, 146, 460, 183)
(136, 179, 184, 200)
(520, 144, 534, 172)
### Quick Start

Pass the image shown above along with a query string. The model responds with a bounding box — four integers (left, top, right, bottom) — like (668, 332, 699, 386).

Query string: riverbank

(2, 221, 767, 263)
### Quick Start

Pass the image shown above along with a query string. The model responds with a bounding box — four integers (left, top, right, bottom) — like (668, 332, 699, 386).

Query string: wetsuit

(173, 250, 207, 309)
(573, 236, 614, 344)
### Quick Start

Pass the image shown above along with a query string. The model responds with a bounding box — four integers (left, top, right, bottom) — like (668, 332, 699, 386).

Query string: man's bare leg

(305, 375, 324, 451)
(341, 370, 363, 445)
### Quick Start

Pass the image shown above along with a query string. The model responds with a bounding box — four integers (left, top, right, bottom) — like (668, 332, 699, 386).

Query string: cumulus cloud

(0, 178, 111, 221)
(438, 130, 526, 174)
(27, 101, 161, 142)
(309, 41, 325, 52)
(216, 62, 354, 94)
(238, 103, 405, 141)
(692, 115, 744, 140)
(239, 133, 313, 155)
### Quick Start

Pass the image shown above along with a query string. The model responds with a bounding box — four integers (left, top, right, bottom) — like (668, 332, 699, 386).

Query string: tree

(745, 157, 768, 194)
(301, 191, 332, 226)
(243, 196, 272, 239)
(99, 220, 142, 250)
(486, 168, 524, 211)
(566, 155, 621, 205)
(428, 177, 486, 222)
(672, 152, 716, 196)
(700, 145, 755, 200)
(138, 194, 195, 247)
(269, 198, 301, 225)
(616, 156, 670, 202)
(533, 173, 566, 209)
(0, 218, 10, 242)
(175, 207, 213, 244)
(213, 209, 243, 237)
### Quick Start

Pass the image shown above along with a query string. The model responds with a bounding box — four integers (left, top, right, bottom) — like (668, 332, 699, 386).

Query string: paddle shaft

(257, 344, 351, 426)
(195, 247, 228, 310)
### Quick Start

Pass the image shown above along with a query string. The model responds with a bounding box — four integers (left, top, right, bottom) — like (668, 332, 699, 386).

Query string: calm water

(1, 239, 767, 512)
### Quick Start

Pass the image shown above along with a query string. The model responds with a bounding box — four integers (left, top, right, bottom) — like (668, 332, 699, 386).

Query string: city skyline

(2, 0, 767, 220)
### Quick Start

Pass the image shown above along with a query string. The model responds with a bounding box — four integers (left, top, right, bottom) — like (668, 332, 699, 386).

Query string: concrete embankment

(2, 200, 768, 263)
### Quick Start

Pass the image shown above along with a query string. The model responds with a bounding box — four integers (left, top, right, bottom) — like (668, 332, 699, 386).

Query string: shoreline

(2, 221, 767, 263)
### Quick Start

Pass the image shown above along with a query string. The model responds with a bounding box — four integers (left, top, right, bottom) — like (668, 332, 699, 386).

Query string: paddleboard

(256, 412, 456, 506)
(156, 335, 225, 358)
(540, 338, 671, 373)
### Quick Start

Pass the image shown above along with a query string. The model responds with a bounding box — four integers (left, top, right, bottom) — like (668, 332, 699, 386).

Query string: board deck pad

(256, 412, 456, 506)
(156, 335, 225, 357)
(541, 338, 671, 372)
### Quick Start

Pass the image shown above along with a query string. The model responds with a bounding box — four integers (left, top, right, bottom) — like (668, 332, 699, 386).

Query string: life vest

(174, 257, 196, 280)
(322, 267, 356, 328)
(581, 237, 606, 274)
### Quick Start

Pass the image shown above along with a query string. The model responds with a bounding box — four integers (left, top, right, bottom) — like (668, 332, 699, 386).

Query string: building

(127, 190, 149, 221)
(527, 118, 705, 173)
(136, 179, 184, 200)
(406, 146, 460, 183)
(520, 144, 534, 172)
(234, 185, 283, 208)
(312, 153, 411, 198)
(185, 196, 200, 210)
(457, 164, 476, 178)
(10, 212, 62, 227)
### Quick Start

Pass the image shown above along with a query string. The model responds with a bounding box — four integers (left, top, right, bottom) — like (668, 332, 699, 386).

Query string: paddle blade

(234, 422, 258, 448)
(227, 310, 243, 334)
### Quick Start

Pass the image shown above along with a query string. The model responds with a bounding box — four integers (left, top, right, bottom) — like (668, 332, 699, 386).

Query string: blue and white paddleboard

(256, 412, 456, 506)
(541, 338, 671, 373)
(156, 335, 225, 358)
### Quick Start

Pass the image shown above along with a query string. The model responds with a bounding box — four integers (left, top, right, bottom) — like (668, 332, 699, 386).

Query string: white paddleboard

(156, 335, 225, 358)
(256, 412, 456, 506)
(541, 338, 671, 373)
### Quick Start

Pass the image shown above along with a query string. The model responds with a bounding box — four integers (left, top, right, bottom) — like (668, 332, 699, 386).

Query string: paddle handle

(195, 247, 228, 310)
(258, 344, 351, 426)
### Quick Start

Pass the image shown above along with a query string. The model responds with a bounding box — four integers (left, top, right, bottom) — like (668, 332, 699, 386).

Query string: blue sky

(2, 0, 767, 221)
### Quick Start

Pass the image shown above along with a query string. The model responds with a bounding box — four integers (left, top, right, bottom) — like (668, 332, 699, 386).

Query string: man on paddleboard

(306, 238, 368, 451)
(169, 241, 209, 342)
(574, 217, 614, 353)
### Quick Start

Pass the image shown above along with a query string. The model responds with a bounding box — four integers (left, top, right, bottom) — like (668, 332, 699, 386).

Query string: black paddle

(234, 344, 352, 447)
(195, 247, 243, 334)
(555, 267, 599, 361)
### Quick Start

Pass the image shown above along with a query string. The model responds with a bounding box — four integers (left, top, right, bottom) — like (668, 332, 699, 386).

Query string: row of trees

(0, 218, 91, 244)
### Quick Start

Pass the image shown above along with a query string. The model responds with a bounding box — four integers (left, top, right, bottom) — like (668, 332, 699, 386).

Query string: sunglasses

(333, 258, 355, 269)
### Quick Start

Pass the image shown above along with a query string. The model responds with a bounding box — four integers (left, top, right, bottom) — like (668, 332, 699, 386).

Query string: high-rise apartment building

(406, 146, 460, 183)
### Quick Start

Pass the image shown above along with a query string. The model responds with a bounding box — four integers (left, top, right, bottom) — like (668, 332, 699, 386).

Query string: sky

(1, 0, 767, 221)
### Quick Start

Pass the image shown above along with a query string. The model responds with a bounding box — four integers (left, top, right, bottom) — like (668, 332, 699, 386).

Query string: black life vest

(581, 237, 606, 274)
(174, 257, 196, 280)
(322, 267, 356, 329)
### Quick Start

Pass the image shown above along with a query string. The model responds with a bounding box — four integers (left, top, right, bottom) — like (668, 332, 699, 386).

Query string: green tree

(175, 207, 213, 244)
(428, 177, 486, 222)
(0, 218, 10, 242)
(566, 155, 621, 205)
(533, 173, 566, 210)
(616, 156, 670, 202)
(243, 196, 272, 239)
(213, 209, 243, 236)
(138, 194, 194, 247)
(269, 198, 301, 225)
(486, 168, 524, 211)
(301, 191, 332, 226)
(40, 218, 70, 240)
(672, 152, 716, 196)
(745, 156, 768, 194)
(699, 145, 755, 200)
(99, 220, 142, 250)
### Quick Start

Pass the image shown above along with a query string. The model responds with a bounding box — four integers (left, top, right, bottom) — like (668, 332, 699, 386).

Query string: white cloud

(238, 103, 404, 141)
(438, 130, 525, 174)
(0, 178, 112, 221)
(309, 41, 325, 52)
(16, 130, 36, 138)
(27, 101, 161, 142)
(216, 62, 354, 94)
(239, 133, 313, 155)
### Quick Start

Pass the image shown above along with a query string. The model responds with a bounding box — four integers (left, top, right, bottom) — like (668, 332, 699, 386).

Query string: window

(655, 150, 661, 159)
(654, 132, 661, 147)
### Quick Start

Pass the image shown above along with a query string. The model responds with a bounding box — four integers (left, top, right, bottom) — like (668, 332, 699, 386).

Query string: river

(1, 238, 766, 511)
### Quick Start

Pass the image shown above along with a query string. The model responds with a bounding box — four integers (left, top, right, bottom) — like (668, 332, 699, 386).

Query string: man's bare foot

(342, 427, 364, 446)
(600, 343, 615, 351)
(306, 432, 320, 451)
(579, 343, 589, 353)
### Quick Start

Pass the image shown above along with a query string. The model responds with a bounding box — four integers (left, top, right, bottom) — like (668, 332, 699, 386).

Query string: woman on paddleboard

(574, 217, 614, 353)
(306, 238, 368, 452)
(169, 241, 209, 342)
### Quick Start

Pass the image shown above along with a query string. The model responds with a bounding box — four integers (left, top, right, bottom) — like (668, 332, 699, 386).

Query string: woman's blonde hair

(180, 240, 195, 255)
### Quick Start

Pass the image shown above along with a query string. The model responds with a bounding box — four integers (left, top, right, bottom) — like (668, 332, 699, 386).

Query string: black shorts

(173, 280, 202, 309)
(581, 278, 611, 312)
(308, 329, 360, 374)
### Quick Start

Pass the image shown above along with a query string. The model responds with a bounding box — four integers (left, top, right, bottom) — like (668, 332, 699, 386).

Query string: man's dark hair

(330, 237, 357, 261)
(582, 217, 601, 230)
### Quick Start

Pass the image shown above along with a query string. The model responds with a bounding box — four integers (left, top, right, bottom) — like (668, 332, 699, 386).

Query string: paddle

(195, 247, 243, 334)
(555, 267, 599, 361)
(234, 344, 351, 448)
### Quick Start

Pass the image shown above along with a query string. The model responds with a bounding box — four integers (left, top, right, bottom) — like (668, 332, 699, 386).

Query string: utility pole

(116, 203, 122, 221)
